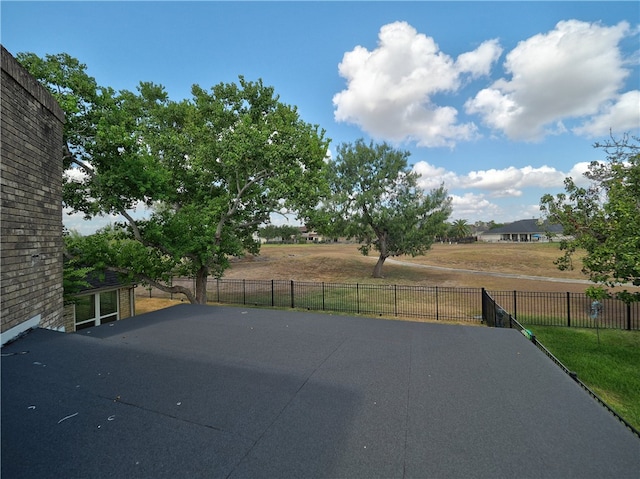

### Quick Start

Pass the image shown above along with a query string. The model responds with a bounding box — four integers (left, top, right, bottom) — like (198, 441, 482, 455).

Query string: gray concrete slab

(2, 304, 639, 478)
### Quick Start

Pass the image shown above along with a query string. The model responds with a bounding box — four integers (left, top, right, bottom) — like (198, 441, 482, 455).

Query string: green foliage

(20, 53, 330, 303)
(62, 230, 95, 304)
(486, 221, 505, 231)
(62, 264, 93, 304)
(313, 139, 451, 277)
(448, 219, 471, 239)
(540, 135, 640, 303)
(259, 225, 302, 243)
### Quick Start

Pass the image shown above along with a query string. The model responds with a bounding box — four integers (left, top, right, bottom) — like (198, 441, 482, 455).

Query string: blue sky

(3, 1, 639, 233)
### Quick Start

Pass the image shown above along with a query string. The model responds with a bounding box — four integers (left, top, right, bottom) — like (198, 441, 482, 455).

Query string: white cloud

(567, 162, 592, 186)
(413, 161, 459, 190)
(413, 161, 567, 196)
(64, 209, 119, 235)
(514, 165, 567, 188)
(573, 90, 640, 137)
(491, 188, 523, 198)
(450, 193, 501, 221)
(63, 166, 91, 182)
(333, 21, 501, 147)
(412, 159, 609, 222)
(455, 39, 503, 79)
(465, 167, 525, 191)
(520, 203, 546, 220)
(268, 213, 302, 228)
(465, 20, 633, 140)
(449, 194, 548, 224)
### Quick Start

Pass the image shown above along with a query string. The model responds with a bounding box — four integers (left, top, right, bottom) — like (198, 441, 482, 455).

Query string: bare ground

(223, 242, 598, 293)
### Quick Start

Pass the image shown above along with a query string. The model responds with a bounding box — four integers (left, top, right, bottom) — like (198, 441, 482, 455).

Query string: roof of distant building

(485, 219, 564, 235)
(79, 269, 131, 293)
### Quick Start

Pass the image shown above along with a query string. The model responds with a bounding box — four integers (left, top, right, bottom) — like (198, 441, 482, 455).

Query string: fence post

(290, 280, 295, 309)
(481, 288, 486, 323)
(322, 282, 325, 311)
(627, 302, 631, 331)
(243, 279, 246, 305)
(394, 284, 397, 317)
(216, 279, 220, 302)
(513, 290, 517, 319)
(435, 286, 439, 321)
(567, 292, 571, 328)
(271, 280, 274, 307)
(357, 283, 360, 314)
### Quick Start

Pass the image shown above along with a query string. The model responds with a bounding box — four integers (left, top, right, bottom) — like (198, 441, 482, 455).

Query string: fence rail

(488, 290, 639, 330)
(210, 279, 482, 322)
(137, 278, 639, 330)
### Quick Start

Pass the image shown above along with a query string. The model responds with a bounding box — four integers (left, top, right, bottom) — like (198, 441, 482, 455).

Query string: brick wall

(1, 46, 65, 338)
(63, 303, 75, 333)
(119, 286, 135, 319)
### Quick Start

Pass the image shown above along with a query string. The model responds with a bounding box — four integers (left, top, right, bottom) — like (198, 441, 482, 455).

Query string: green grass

(528, 326, 640, 432)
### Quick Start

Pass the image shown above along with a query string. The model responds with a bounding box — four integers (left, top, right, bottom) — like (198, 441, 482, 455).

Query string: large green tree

(540, 135, 640, 302)
(313, 140, 451, 278)
(20, 53, 329, 303)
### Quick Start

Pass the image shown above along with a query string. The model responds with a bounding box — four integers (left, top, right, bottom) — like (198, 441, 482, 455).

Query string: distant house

(63, 270, 136, 332)
(299, 226, 324, 243)
(298, 226, 348, 243)
(479, 219, 567, 243)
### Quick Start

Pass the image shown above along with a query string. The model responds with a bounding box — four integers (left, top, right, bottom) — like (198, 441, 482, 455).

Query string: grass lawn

(528, 326, 640, 432)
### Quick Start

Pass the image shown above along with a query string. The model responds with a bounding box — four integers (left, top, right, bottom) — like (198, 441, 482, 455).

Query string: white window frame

(75, 289, 120, 330)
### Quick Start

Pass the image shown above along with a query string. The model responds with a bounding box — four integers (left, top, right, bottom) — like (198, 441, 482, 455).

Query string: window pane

(101, 314, 118, 324)
(100, 290, 118, 316)
(76, 320, 96, 330)
(75, 295, 95, 323)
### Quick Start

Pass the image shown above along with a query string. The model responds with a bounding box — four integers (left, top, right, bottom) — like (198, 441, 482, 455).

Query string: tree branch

(105, 265, 196, 303)
(120, 209, 144, 242)
(65, 143, 95, 177)
(215, 169, 268, 242)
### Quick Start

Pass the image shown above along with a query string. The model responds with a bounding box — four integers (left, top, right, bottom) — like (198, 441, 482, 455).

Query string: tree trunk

(372, 231, 389, 278)
(373, 254, 387, 278)
(194, 267, 209, 304)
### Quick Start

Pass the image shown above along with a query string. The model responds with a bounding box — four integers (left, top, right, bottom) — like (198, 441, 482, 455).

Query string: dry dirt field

(223, 242, 596, 293)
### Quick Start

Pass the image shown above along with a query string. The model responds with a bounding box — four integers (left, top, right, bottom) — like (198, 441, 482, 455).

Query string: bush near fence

(136, 278, 639, 330)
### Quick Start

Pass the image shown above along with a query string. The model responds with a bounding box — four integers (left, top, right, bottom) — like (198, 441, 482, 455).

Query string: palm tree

(449, 219, 471, 240)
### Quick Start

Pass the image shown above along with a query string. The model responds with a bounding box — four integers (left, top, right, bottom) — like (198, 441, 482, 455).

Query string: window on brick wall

(75, 290, 119, 330)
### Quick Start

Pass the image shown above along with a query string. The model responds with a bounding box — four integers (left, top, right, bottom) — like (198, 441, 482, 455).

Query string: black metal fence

(210, 279, 482, 322)
(138, 278, 640, 330)
(488, 290, 639, 330)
